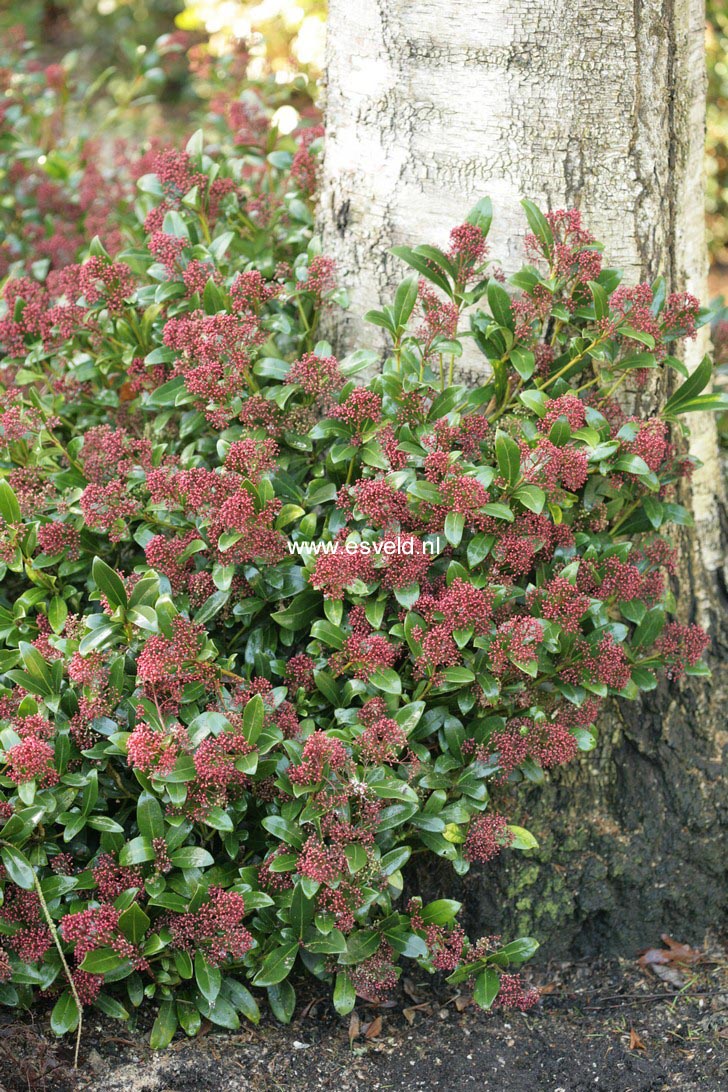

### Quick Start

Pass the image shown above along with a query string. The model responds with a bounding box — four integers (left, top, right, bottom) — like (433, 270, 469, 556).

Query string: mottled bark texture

(321, 0, 727, 955)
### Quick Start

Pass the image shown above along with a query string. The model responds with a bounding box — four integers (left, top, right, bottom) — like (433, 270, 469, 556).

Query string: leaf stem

(32, 868, 83, 1068)
(611, 500, 640, 534)
(599, 370, 630, 405)
(539, 332, 608, 392)
(219, 667, 246, 683)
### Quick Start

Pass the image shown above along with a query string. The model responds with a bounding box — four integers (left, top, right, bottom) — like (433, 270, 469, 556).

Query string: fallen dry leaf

(638, 935, 702, 973)
(650, 964, 687, 988)
(403, 977, 424, 1003)
(353, 986, 397, 1007)
(348, 1012, 360, 1045)
(639, 948, 671, 967)
(364, 1016, 383, 1040)
(402, 1002, 432, 1024)
(661, 935, 702, 960)
(629, 1028, 646, 1051)
(299, 997, 322, 1019)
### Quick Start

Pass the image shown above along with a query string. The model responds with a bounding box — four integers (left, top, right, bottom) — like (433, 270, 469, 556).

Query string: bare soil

(0, 940, 726, 1092)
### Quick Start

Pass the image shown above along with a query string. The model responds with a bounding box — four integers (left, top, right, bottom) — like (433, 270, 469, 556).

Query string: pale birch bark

(322, 1, 702, 331)
(321, 0, 728, 953)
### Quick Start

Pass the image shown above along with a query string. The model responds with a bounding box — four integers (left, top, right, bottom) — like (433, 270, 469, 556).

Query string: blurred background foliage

(0, 1, 325, 117)
(0, 0, 326, 281)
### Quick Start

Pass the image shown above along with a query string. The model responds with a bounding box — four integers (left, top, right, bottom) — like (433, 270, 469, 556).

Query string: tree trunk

(320, 0, 728, 956)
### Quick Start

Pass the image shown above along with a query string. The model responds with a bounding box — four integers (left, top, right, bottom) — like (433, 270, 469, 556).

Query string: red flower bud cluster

(288, 352, 343, 395)
(288, 731, 348, 784)
(224, 437, 279, 480)
(447, 223, 488, 280)
(333, 389, 383, 434)
(303, 256, 336, 298)
(6, 736, 57, 787)
(0, 888, 52, 965)
(656, 623, 710, 679)
(93, 854, 144, 902)
(494, 972, 539, 1010)
(230, 270, 280, 312)
(357, 717, 407, 765)
(79, 257, 135, 313)
(348, 942, 398, 1002)
(464, 814, 513, 863)
(136, 617, 216, 707)
(167, 887, 253, 966)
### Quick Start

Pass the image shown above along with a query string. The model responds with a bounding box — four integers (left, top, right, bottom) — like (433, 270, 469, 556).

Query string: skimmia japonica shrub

(0, 143, 723, 1052)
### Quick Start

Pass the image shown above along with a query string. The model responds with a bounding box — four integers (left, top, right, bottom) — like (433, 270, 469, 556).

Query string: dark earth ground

(0, 935, 725, 1092)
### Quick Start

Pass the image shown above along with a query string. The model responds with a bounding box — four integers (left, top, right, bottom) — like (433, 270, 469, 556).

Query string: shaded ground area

(1, 939, 725, 1092)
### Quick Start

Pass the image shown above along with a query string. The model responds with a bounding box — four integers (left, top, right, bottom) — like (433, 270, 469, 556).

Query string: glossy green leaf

(92, 556, 128, 609)
(495, 429, 521, 486)
(473, 967, 500, 1010)
(150, 1000, 178, 1049)
(50, 990, 80, 1036)
(333, 972, 356, 1015)
(253, 941, 298, 987)
(194, 951, 222, 1004)
(267, 980, 296, 1024)
(0, 846, 34, 889)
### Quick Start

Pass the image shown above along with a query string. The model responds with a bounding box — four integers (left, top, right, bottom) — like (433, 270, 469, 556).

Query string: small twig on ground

(582, 990, 721, 1009)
